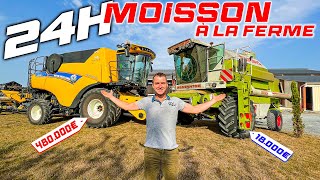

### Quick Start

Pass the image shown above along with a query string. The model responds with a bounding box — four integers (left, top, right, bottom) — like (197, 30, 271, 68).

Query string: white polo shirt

(137, 95, 186, 150)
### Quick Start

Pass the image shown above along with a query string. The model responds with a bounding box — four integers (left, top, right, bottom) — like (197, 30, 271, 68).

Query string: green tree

(291, 81, 304, 137)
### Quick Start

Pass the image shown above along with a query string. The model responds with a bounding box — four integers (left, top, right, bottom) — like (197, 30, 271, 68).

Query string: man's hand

(100, 89, 139, 111)
(101, 90, 114, 99)
(182, 93, 226, 114)
(211, 93, 226, 102)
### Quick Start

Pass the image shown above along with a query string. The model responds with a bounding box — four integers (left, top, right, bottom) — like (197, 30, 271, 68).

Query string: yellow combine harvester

(27, 42, 155, 127)
(0, 82, 31, 113)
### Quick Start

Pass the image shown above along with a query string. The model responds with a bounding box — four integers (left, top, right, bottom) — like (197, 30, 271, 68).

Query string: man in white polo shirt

(101, 72, 226, 180)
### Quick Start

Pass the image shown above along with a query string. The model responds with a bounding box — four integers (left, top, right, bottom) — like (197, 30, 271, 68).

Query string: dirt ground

(0, 113, 320, 179)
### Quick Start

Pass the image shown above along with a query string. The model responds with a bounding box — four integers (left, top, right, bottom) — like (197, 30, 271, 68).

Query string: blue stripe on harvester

(35, 71, 82, 84)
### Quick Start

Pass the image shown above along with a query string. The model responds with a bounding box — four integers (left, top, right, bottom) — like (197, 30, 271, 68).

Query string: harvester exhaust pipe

(251, 86, 291, 99)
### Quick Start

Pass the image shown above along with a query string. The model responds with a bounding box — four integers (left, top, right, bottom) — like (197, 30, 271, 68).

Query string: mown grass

(0, 113, 319, 179)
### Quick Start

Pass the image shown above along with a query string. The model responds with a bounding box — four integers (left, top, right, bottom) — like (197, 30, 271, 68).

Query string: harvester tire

(177, 112, 194, 125)
(267, 110, 282, 131)
(218, 96, 240, 137)
(27, 99, 51, 125)
(80, 88, 121, 128)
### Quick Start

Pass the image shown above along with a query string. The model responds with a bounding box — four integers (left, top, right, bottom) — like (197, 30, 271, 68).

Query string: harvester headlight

(139, 113, 144, 118)
(212, 83, 217, 88)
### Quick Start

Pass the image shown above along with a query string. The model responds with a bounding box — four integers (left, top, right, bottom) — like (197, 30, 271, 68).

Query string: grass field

(0, 113, 319, 179)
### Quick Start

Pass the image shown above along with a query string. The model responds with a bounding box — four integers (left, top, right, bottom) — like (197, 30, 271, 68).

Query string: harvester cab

(27, 42, 155, 127)
(168, 39, 291, 138)
(114, 42, 155, 93)
(168, 39, 226, 88)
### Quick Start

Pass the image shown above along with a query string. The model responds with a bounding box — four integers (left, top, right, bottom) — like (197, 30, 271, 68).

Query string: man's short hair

(152, 72, 167, 83)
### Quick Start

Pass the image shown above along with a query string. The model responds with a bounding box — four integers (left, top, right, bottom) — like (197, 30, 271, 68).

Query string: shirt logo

(168, 102, 176, 107)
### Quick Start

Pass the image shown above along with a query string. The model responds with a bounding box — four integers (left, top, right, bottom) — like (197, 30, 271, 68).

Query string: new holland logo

(70, 74, 77, 83)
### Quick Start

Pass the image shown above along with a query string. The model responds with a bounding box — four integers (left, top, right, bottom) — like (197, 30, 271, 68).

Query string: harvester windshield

(117, 54, 151, 86)
(174, 50, 198, 82)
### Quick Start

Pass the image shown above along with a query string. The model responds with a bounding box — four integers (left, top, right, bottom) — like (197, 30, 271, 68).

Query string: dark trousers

(144, 147, 179, 180)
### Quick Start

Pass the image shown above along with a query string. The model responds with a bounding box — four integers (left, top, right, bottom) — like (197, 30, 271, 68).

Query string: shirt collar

(152, 95, 171, 102)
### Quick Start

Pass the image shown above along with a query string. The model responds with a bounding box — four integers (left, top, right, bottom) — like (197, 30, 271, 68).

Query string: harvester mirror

(238, 57, 247, 72)
(124, 44, 130, 57)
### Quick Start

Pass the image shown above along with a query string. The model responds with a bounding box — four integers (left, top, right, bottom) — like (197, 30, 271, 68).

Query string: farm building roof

(269, 68, 320, 75)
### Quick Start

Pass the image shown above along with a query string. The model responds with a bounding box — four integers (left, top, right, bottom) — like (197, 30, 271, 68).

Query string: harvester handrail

(239, 46, 254, 76)
(239, 45, 252, 52)
(235, 48, 239, 72)
(28, 56, 47, 75)
(229, 47, 254, 76)
(28, 56, 47, 90)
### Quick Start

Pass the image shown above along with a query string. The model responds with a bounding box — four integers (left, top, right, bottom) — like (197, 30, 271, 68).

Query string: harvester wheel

(218, 96, 240, 137)
(27, 99, 52, 125)
(80, 88, 121, 128)
(267, 110, 282, 131)
(177, 112, 194, 125)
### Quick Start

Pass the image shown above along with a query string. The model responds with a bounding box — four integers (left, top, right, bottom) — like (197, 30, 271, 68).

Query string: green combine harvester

(167, 39, 291, 138)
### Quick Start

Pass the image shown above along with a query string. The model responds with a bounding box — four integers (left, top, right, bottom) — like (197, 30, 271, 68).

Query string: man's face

(152, 76, 168, 96)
